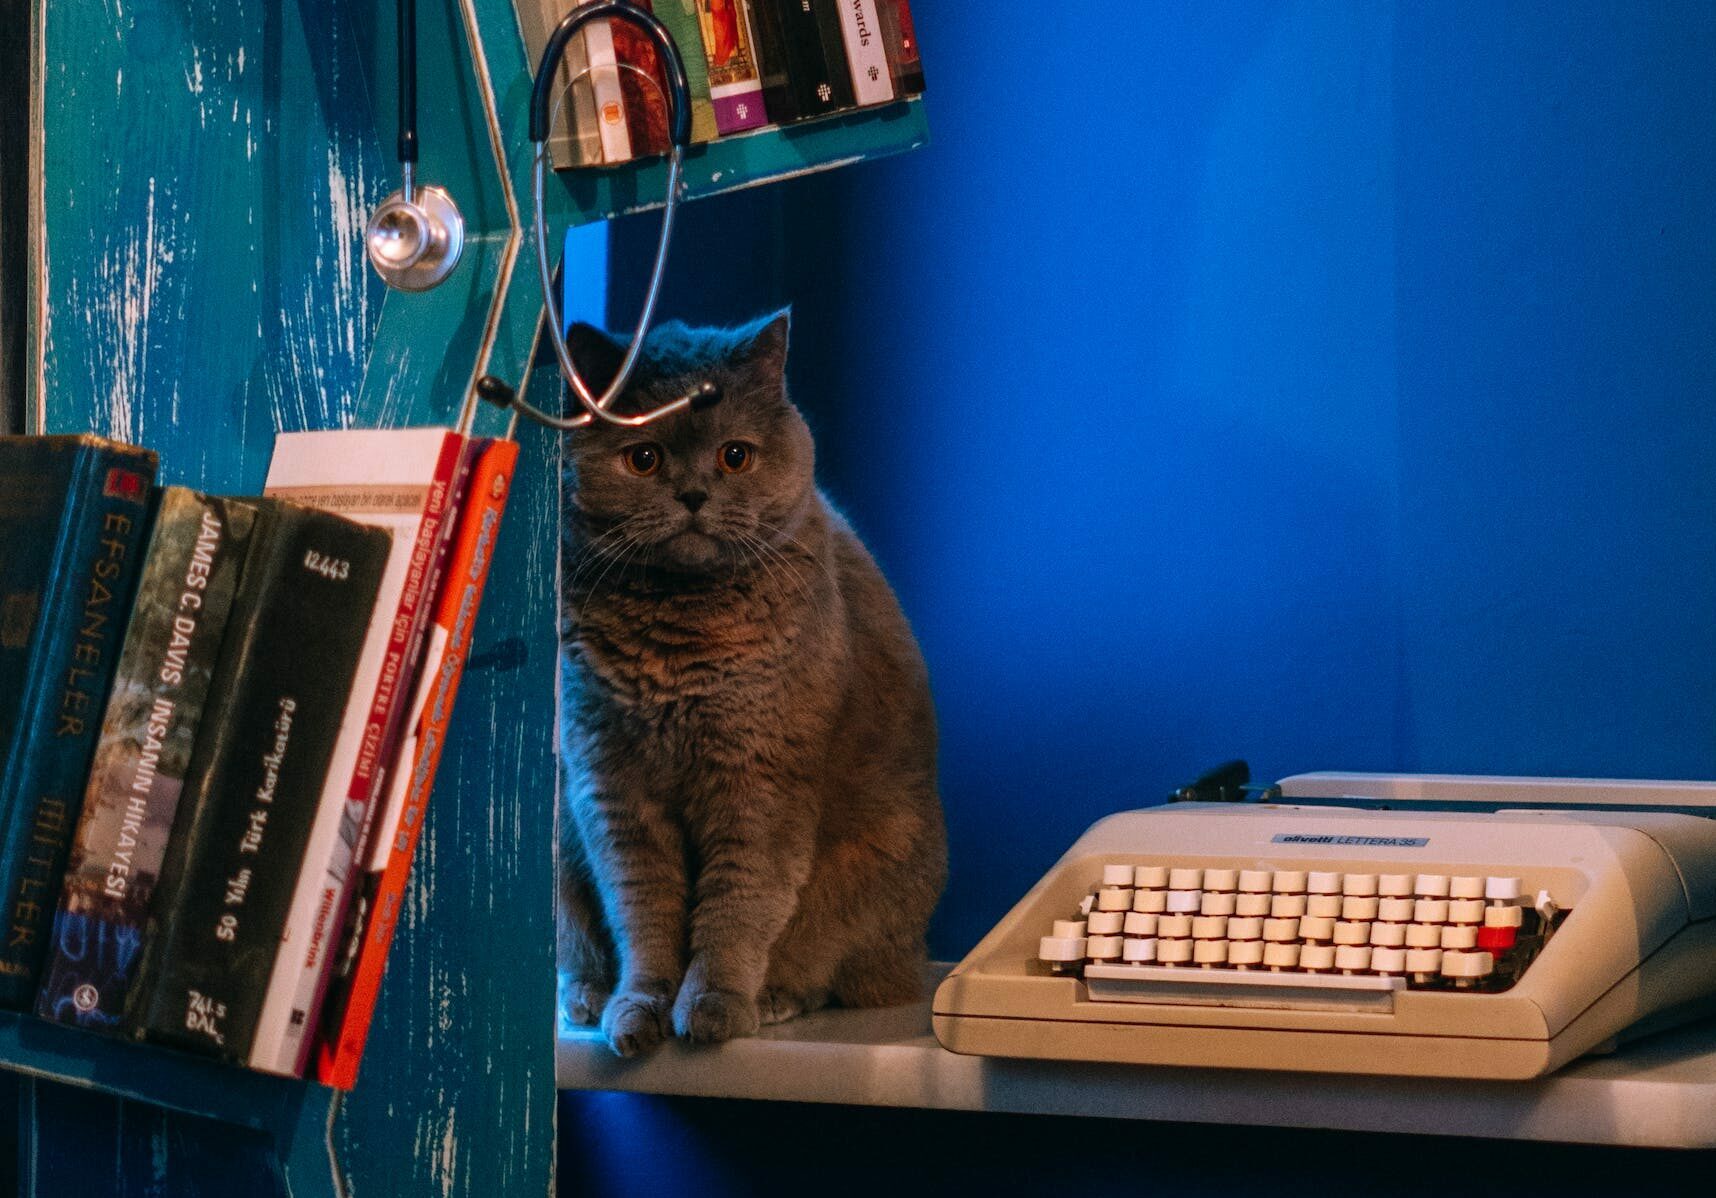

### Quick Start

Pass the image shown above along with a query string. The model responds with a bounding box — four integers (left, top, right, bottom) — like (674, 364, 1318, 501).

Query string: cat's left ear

(749, 309, 791, 377)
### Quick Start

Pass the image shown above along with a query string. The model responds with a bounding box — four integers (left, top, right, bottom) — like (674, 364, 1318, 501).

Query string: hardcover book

(0, 434, 157, 1007)
(516, 0, 604, 167)
(35, 489, 258, 1030)
(250, 427, 466, 1077)
(756, 0, 854, 122)
(696, 0, 768, 134)
(835, 0, 895, 107)
(135, 500, 389, 1062)
(650, 0, 719, 143)
(746, 0, 792, 120)
(317, 437, 518, 1089)
(876, 0, 923, 95)
(611, 0, 673, 159)
(582, 7, 633, 163)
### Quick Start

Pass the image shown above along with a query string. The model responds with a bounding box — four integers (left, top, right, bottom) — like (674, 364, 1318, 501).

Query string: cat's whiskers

(742, 531, 828, 628)
(752, 520, 836, 599)
(574, 523, 655, 625)
(566, 519, 645, 593)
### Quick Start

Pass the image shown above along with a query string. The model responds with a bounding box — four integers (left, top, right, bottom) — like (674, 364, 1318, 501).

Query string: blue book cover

(0, 434, 157, 1006)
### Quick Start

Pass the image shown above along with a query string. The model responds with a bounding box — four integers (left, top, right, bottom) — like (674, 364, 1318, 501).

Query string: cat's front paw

(561, 975, 610, 1027)
(601, 991, 671, 1057)
(672, 985, 760, 1045)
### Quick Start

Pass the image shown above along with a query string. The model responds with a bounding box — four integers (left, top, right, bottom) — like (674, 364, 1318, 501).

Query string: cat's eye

(719, 442, 755, 474)
(622, 444, 662, 476)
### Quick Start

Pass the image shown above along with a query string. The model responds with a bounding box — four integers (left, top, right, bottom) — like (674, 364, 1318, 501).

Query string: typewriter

(933, 768, 1716, 1080)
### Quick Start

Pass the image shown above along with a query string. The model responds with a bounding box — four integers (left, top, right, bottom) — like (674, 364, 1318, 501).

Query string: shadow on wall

(607, 1, 1716, 959)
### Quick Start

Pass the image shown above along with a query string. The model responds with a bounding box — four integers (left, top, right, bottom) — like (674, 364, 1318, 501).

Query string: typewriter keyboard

(1039, 864, 1563, 1006)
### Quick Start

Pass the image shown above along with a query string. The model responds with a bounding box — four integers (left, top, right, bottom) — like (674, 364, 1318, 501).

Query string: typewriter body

(933, 772, 1716, 1080)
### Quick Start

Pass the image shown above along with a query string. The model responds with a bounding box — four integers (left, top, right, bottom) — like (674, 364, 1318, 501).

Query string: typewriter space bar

(1082, 965, 1406, 1013)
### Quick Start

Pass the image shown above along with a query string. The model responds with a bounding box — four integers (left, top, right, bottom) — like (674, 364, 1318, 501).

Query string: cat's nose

(676, 489, 708, 513)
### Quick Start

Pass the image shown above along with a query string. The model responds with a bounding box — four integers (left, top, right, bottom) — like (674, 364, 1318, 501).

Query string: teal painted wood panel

(28, 0, 557, 1189)
(23, 0, 926, 1184)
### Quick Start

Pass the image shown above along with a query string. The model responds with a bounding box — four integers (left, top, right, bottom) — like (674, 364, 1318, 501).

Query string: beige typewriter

(934, 771, 1716, 1080)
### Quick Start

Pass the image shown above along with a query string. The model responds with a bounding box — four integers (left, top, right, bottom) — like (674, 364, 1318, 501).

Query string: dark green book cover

(136, 500, 389, 1061)
(36, 489, 258, 1030)
(0, 434, 157, 1007)
(757, 0, 854, 122)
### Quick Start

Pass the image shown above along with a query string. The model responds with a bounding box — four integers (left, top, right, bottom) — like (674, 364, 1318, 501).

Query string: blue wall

(608, 2, 1716, 958)
(577, 3, 1716, 1193)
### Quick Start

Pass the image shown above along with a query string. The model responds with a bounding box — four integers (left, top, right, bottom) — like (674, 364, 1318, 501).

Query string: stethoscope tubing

(512, 0, 716, 431)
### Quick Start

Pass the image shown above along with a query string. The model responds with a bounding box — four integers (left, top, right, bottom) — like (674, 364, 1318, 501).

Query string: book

(611, 0, 673, 158)
(875, 0, 923, 95)
(696, 0, 768, 134)
(317, 437, 519, 1089)
(250, 427, 466, 1077)
(834, 0, 895, 108)
(516, 0, 604, 167)
(581, 5, 633, 163)
(0, 435, 157, 1007)
(746, 0, 793, 123)
(755, 0, 854, 122)
(135, 501, 389, 1062)
(35, 489, 258, 1031)
(650, 0, 719, 143)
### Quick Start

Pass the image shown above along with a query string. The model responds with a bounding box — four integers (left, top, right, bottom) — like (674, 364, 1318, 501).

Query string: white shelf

(558, 966, 1716, 1149)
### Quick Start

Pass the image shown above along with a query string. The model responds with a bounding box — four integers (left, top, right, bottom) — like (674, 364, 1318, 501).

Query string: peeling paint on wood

(26, 0, 557, 1189)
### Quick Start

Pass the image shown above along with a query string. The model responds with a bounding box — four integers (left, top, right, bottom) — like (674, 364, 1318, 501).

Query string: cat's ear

(566, 322, 627, 395)
(748, 309, 791, 377)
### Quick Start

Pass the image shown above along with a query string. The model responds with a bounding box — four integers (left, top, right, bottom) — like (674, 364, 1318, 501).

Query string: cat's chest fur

(566, 562, 840, 734)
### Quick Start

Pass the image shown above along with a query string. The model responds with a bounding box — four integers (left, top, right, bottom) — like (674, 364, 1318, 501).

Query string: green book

(36, 488, 258, 1031)
(651, 0, 719, 143)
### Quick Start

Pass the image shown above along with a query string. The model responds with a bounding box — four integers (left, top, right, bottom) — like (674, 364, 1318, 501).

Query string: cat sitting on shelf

(556, 311, 946, 1056)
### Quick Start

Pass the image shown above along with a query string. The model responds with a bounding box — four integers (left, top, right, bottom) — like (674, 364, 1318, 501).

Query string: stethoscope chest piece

(366, 182, 465, 293)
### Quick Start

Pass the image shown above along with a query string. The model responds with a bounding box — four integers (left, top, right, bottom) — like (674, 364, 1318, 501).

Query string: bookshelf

(21, 0, 926, 1192)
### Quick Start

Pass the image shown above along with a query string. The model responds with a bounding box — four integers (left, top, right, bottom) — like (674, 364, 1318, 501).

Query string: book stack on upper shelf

(527, 0, 923, 169)
(0, 430, 518, 1089)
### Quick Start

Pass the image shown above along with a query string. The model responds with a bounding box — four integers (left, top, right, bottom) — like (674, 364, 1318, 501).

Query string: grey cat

(557, 311, 946, 1056)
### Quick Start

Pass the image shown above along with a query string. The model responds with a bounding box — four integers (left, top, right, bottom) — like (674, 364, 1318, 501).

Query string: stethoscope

(364, 0, 719, 430)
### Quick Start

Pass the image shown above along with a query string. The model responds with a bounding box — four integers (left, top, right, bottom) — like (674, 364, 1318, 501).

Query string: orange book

(314, 437, 519, 1089)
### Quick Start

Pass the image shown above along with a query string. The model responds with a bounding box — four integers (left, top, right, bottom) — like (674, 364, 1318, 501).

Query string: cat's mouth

(662, 527, 723, 570)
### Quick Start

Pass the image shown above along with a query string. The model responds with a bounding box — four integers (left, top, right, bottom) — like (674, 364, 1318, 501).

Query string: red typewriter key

(1476, 925, 1517, 953)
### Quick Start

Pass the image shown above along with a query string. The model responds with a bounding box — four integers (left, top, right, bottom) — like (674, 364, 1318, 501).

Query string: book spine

(876, 0, 922, 95)
(651, 0, 719, 143)
(317, 439, 519, 1089)
(746, 0, 794, 124)
(0, 439, 86, 757)
(697, 0, 769, 134)
(138, 506, 389, 1061)
(767, 0, 854, 121)
(581, 11, 633, 163)
(611, 0, 673, 158)
(0, 442, 156, 1006)
(835, 0, 894, 107)
(518, 0, 603, 166)
(249, 434, 465, 1077)
(34, 490, 256, 1030)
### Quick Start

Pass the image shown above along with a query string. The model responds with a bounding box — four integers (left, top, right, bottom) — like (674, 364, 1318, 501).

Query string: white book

(580, 10, 632, 164)
(249, 427, 466, 1076)
(836, 0, 895, 107)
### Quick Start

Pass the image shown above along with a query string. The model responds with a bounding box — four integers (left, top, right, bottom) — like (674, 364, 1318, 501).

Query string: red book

(315, 437, 519, 1089)
(611, 0, 672, 158)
